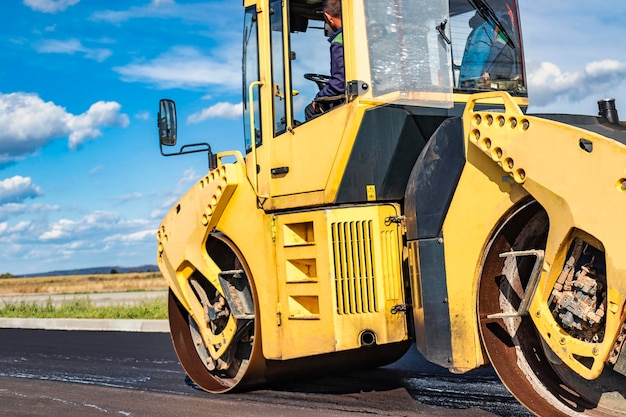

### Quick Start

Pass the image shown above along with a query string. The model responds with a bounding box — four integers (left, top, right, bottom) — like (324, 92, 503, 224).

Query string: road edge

(0, 318, 169, 333)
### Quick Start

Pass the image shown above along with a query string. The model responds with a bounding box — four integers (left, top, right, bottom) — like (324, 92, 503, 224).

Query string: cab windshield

(362, 0, 525, 107)
(241, 0, 527, 146)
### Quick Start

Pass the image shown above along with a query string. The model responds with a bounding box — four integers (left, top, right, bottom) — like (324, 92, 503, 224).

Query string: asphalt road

(0, 328, 533, 417)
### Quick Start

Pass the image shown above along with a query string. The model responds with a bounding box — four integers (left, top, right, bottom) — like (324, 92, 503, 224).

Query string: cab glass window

(450, 0, 525, 95)
(288, 14, 331, 124)
(270, 0, 288, 136)
(243, 6, 261, 153)
(363, 0, 452, 107)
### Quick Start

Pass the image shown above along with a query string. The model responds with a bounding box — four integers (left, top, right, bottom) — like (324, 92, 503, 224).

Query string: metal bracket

(391, 304, 409, 314)
(347, 80, 369, 99)
(487, 249, 545, 319)
(218, 269, 255, 320)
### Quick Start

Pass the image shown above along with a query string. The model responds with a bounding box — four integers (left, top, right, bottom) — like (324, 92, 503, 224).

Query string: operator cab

(238, 0, 527, 202)
(243, 0, 525, 152)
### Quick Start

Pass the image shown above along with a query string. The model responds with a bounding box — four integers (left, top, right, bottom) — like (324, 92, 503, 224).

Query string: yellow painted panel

(456, 92, 626, 378)
(442, 144, 527, 372)
(272, 204, 408, 360)
(268, 103, 354, 198)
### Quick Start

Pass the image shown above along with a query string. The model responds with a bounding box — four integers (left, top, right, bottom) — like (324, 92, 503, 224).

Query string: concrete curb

(0, 318, 169, 333)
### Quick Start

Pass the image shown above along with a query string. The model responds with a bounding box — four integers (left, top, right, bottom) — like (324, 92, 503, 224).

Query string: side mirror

(156, 98, 217, 171)
(158, 99, 177, 146)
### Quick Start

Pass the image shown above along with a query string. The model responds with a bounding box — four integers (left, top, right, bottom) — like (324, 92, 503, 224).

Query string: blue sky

(1, 0, 626, 275)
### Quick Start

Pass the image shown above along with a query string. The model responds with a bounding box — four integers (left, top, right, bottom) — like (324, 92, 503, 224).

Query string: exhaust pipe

(598, 98, 620, 125)
(359, 330, 376, 346)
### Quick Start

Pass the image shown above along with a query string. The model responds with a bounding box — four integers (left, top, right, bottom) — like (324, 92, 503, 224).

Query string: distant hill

(21, 265, 159, 278)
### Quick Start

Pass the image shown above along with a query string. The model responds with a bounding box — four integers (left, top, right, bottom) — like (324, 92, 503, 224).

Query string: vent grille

(331, 220, 377, 315)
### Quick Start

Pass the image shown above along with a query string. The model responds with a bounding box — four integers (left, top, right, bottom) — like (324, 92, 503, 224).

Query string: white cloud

(66, 101, 130, 148)
(178, 167, 199, 186)
(149, 167, 199, 220)
(527, 59, 626, 109)
(0, 203, 59, 222)
(92, 1, 239, 27)
(0, 220, 40, 237)
(104, 229, 155, 243)
(35, 38, 112, 62)
(91, 1, 178, 24)
(0, 176, 43, 204)
(0, 92, 130, 161)
(135, 111, 150, 120)
(188, 102, 242, 123)
(0, 205, 159, 274)
(109, 192, 144, 204)
(38, 211, 151, 242)
(114, 46, 240, 90)
(23, 0, 80, 13)
(89, 165, 103, 176)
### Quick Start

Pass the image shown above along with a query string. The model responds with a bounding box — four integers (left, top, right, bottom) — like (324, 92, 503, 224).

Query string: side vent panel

(331, 220, 378, 315)
(273, 205, 408, 360)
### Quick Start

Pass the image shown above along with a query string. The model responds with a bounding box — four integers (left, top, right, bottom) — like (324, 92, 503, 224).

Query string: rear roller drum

(478, 201, 626, 416)
(168, 233, 265, 393)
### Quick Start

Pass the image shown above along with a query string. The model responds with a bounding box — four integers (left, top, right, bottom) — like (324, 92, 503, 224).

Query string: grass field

(0, 271, 167, 295)
(0, 272, 169, 319)
(0, 297, 168, 319)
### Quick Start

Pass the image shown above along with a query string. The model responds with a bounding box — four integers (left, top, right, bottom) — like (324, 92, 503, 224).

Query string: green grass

(0, 296, 168, 319)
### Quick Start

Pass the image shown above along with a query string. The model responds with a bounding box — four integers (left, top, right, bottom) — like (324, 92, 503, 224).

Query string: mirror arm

(159, 142, 217, 171)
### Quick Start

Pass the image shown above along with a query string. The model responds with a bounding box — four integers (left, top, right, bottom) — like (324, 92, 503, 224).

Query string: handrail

(248, 80, 264, 195)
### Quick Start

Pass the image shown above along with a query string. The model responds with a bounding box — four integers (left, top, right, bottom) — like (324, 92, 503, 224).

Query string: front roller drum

(168, 233, 265, 393)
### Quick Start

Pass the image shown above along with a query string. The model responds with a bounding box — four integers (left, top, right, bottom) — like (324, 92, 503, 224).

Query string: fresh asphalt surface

(0, 292, 533, 416)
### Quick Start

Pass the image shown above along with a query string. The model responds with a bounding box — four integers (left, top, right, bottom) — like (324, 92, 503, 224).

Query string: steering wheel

(304, 73, 330, 90)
